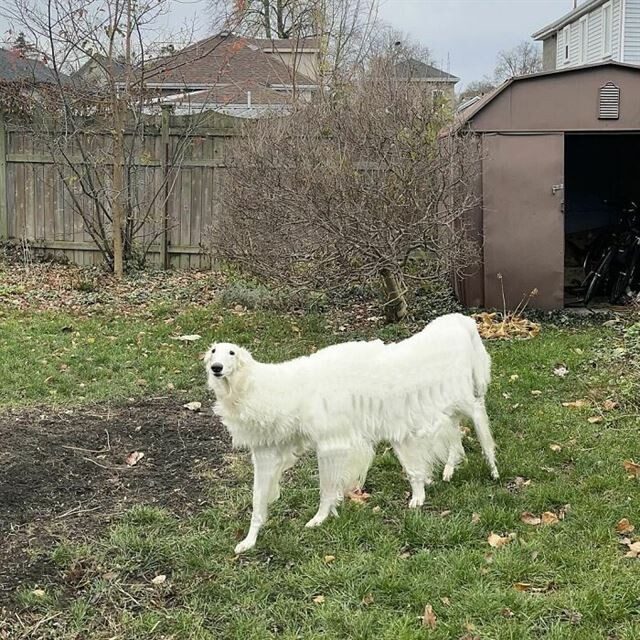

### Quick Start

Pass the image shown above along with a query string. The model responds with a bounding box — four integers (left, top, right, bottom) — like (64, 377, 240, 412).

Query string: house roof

(140, 33, 317, 89)
(394, 59, 460, 83)
(158, 84, 295, 106)
(0, 47, 58, 83)
(452, 61, 640, 130)
(252, 37, 321, 52)
(532, 0, 608, 40)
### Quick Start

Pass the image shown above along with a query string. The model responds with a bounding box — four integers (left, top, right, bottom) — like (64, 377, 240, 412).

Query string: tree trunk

(262, 0, 272, 38)
(112, 111, 125, 278)
(380, 268, 408, 323)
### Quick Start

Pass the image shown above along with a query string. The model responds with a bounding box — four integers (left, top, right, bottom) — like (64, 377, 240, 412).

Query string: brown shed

(457, 62, 640, 310)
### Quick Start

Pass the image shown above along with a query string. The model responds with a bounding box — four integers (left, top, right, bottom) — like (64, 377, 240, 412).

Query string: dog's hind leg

(442, 435, 465, 482)
(392, 436, 431, 508)
(306, 443, 352, 528)
(235, 446, 284, 554)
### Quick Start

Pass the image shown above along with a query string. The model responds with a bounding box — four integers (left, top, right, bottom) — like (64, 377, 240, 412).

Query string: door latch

(552, 183, 564, 195)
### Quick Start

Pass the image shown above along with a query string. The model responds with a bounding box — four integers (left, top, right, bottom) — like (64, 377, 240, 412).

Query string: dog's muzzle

(211, 363, 224, 377)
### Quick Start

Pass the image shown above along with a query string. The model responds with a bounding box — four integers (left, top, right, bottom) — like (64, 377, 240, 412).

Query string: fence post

(0, 112, 7, 240)
(160, 105, 171, 269)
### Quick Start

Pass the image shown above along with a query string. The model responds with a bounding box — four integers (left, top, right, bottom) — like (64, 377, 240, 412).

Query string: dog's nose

(211, 363, 223, 374)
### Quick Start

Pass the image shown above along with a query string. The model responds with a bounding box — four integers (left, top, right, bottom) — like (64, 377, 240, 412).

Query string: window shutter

(598, 82, 620, 119)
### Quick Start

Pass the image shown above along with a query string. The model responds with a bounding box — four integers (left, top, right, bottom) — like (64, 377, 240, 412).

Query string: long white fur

(205, 313, 498, 553)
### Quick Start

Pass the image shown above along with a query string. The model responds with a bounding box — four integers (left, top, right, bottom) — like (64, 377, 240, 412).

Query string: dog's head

(204, 342, 252, 388)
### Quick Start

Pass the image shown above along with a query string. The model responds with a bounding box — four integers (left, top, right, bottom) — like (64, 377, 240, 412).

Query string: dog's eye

(229, 350, 235, 356)
(212, 348, 216, 354)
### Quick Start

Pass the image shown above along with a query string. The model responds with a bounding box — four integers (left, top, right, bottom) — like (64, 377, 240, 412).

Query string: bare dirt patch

(0, 397, 231, 603)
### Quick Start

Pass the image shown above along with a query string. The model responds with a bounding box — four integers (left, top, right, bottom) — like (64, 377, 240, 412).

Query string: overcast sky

(0, 0, 576, 86)
(377, 0, 574, 86)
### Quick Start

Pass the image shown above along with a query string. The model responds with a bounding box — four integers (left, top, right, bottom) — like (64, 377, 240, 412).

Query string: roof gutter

(532, 0, 607, 40)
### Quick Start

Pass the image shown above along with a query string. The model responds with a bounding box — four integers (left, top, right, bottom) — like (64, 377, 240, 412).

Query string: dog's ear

(235, 346, 252, 369)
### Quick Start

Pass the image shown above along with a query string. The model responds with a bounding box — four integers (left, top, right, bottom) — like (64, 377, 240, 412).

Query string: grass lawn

(1, 285, 639, 639)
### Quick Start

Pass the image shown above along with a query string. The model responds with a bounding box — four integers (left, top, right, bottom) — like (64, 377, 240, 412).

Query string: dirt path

(0, 397, 231, 603)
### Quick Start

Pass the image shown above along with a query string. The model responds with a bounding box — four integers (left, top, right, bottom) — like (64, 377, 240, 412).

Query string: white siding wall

(552, 0, 623, 68)
(624, 0, 640, 62)
(612, 0, 622, 57)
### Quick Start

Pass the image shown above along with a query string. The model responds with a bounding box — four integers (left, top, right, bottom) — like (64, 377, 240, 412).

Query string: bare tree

(212, 57, 480, 322)
(209, 0, 380, 81)
(458, 78, 496, 103)
(494, 40, 542, 82)
(2, 0, 230, 275)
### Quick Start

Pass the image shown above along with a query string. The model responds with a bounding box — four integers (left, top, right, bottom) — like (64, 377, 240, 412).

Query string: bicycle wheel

(584, 249, 614, 305)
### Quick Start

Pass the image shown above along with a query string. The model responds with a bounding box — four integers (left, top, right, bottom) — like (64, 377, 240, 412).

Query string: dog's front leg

(235, 447, 281, 554)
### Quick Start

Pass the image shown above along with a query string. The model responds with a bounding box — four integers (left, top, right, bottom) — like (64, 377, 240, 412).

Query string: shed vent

(598, 82, 620, 119)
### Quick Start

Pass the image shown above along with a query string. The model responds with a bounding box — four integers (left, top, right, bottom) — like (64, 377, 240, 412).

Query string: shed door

(482, 133, 565, 310)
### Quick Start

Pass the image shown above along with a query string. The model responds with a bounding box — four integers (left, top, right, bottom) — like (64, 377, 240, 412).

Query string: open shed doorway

(564, 133, 640, 306)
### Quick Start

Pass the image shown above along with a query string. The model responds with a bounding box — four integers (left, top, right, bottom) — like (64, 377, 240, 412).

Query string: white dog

(205, 314, 498, 553)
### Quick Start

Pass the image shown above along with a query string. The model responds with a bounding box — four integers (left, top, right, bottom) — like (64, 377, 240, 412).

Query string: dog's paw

(305, 514, 326, 528)
(234, 538, 256, 554)
(442, 465, 455, 482)
(408, 495, 425, 509)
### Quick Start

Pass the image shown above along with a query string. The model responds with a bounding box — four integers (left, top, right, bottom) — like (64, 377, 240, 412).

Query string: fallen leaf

(440, 510, 452, 518)
(171, 334, 201, 342)
(550, 444, 562, 452)
(323, 555, 336, 564)
(616, 518, 635, 535)
(422, 604, 437, 629)
(553, 365, 569, 378)
(587, 416, 603, 424)
(125, 451, 144, 466)
(623, 460, 640, 478)
(531, 390, 542, 396)
(167, 382, 175, 391)
(440, 596, 451, 606)
(312, 595, 325, 604)
(502, 392, 512, 399)
(471, 512, 481, 524)
(501, 608, 515, 618)
(562, 399, 588, 408)
(31, 589, 46, 598)
(151, 574, 167, 585)
(346, 488, 370, 504)
(558, 504, 571, 520)
(183, 401, 202, 412)
(487, 532, 515, 548)
(361, 593, 374, 605)
(372, 505, 381, 513)
(102, 571, 118, 581)
(510, 374, 520, 382)
(541, 511, 560, 525)
(521, 512, 542, 526)
(603, 399, 619, 411)
(559, 609, 583, 625)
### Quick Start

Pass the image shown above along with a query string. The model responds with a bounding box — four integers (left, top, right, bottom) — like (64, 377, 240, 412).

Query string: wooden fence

(0, 109, 239, 268)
